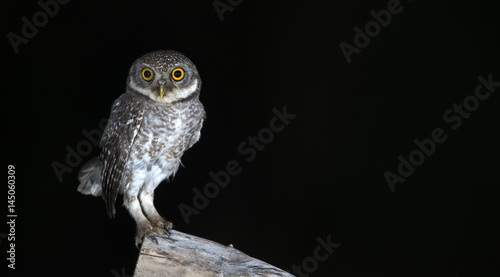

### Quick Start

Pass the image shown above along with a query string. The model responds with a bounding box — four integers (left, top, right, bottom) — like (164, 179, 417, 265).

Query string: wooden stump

(134, 230, 294, 277)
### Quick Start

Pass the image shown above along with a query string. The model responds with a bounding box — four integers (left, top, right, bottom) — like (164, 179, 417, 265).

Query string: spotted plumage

(77, 50, 205, 246)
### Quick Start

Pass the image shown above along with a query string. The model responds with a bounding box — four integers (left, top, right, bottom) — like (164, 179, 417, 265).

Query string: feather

(100, 94, 145, 218)
(77, 157, 102, 196)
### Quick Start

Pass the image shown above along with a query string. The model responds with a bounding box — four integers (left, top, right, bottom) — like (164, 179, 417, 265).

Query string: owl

(77, 50, 206, 247)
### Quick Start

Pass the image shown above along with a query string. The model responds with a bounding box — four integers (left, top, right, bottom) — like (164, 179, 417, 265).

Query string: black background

(2, 0, 500, 276)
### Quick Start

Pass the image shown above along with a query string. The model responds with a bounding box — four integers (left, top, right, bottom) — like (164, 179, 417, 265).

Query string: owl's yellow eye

(172, 68, 184, 81)
(142, 68, 154, 81)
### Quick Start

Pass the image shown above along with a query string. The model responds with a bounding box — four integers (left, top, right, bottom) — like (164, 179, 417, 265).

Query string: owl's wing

(100, 94, 145, 218)
(187, 117, 205, 149)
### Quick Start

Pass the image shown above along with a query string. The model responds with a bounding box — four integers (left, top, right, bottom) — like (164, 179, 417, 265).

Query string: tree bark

(134, 230, 294, 277)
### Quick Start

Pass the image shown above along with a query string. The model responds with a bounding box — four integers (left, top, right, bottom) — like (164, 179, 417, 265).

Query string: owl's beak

(160, 84, 166, 99)
(158, 79, 167, 99)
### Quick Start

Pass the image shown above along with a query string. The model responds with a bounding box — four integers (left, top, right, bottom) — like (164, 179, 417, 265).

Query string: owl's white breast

(124, 97, 205, 192)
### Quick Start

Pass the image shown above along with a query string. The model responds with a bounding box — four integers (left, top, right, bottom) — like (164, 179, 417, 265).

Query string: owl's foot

(134, 218, 174, 248)
(135, 221, 160, 248)
(149, 216, 173, 237)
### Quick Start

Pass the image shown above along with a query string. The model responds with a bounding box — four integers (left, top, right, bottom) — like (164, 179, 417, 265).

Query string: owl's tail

(77, 157, 102, 197)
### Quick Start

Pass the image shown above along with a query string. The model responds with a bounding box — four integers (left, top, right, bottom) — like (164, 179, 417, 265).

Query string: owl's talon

(149, 235, 158, 244)
(150, 216, 173, 237)
(135, 239, 142, 249)
(135, 221, 160, 246)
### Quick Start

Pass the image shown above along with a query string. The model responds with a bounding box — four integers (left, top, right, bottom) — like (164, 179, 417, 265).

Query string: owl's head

(126, 50, 201, 104)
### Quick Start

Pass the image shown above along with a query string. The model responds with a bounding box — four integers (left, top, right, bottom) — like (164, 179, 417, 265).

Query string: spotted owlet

(77, 50, 206, 246)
